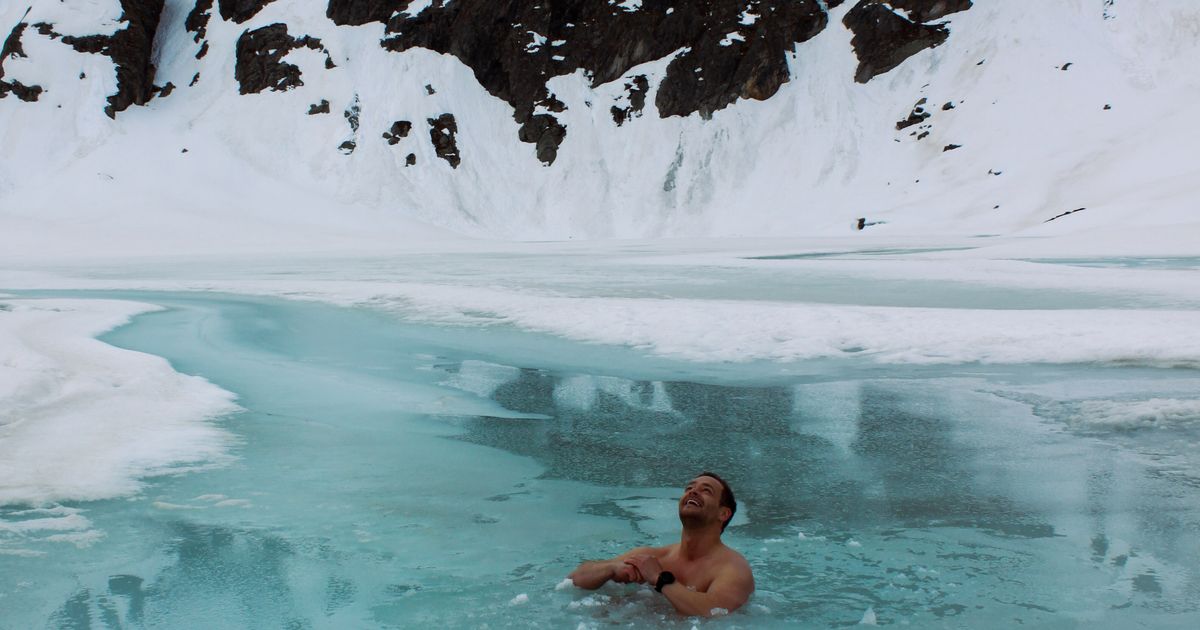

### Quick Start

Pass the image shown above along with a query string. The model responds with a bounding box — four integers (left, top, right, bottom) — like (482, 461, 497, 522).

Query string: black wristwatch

(655, 571, 676, 592)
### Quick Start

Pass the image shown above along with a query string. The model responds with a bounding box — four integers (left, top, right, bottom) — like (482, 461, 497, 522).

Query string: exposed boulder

(383, 120, 412, 145)
(428, 113, 461, 168)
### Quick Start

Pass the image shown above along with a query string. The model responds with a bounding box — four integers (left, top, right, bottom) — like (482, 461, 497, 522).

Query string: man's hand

(612, 562, 642, 584)
(624, 554, 664, 587)
(569, 547, 654, 589)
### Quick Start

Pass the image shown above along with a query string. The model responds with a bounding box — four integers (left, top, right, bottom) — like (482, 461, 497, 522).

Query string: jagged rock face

(219, 0, 276, 24)
(377, 0, 836, 163)
(186, 0, 214, 41)
(235, 24, 328, 95)
(326, 0, 407, 27)
(56, 0, 165, 118)
(2, 0, 974, 163)
(843, 0, 970, 83)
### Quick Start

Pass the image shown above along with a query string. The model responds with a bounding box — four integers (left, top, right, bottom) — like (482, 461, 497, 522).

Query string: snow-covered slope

(1, 0, 1198, 254)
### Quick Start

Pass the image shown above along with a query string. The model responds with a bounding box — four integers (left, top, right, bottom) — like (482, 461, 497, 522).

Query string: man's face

(678, 475, 728, 529)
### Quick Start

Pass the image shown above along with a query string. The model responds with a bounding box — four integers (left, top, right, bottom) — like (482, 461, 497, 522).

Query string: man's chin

(679, 512, 705, 528)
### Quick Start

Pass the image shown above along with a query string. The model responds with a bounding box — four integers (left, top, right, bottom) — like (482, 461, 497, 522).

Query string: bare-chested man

(568, 472, 754, 616)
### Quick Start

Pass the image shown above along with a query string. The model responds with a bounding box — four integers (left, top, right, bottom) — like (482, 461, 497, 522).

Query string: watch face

(656, 571, 676, 591)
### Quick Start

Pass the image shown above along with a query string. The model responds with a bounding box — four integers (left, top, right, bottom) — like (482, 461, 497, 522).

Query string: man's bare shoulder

(718, 544, 754, 578)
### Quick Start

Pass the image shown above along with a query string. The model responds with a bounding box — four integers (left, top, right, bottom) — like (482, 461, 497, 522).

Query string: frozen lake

(2, 242, 1199, 627)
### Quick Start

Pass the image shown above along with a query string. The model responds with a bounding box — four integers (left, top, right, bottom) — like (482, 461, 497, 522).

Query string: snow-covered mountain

(1, 0, 1197, 252)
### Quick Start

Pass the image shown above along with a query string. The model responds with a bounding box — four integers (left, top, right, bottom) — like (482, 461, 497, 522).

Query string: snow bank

(0, 298, 239, 506)
(347, 285, 1200, 367)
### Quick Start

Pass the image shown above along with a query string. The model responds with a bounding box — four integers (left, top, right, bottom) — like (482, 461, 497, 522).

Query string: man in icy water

(568, 472, 754, 616)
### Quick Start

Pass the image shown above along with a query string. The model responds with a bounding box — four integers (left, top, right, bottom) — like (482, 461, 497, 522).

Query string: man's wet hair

(697, 471, 737, 532)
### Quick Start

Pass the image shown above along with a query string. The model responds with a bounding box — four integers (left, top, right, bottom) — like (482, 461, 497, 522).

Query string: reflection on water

(3, 294, 1199, 628)
(455, 369, 1053, 540)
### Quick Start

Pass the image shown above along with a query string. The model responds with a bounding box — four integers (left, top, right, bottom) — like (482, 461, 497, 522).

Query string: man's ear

(719, 506, 732, 525)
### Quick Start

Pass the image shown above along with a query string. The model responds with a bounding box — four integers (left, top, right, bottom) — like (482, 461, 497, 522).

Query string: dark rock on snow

(843, 0, 970, 83)
(428, 113, 461, 168)
(2, 0, 975, 163)
(60, 0, 165, 117)
(1, 22, 45, 102)
(219, 0, 277, 25)
(235, 24, 328, 95)
(383, 120, 412, 145)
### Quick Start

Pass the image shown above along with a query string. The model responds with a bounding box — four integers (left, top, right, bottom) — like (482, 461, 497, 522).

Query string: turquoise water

(2, 293, 1200, 628)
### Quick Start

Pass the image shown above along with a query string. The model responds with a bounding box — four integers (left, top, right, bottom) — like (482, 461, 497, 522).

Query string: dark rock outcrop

(379, 1, 832, 163)
(186, 0, 214, 41)
(60, 0, 165, 117)
(326, 0, 407, 27)
(308, 99, 330, 114)
(428, 113, 461, 168)
(218, 0, 276, 24)
(843, 1, 959, 83)
(896, 97, 931, 130)
(1, 21, 45, 102)
(235, 24, 327, 94)
(611, 74, 649, 126)
(383, 120, 411, 145)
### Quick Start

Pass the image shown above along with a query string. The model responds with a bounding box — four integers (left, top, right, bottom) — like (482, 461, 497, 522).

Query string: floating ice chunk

(151, 501, 202, 511)
(1069, 398, 1200, 431)
(568, 594, 610, 608)
(847, 539, 862, 548)
(556, 578, 574, 591)
(798, 531, 807, 540)
(45, 530, 104, 548)
(710, 607, 729, 616)
(860, 607, 878, 625)
(509, 593, 529, 605)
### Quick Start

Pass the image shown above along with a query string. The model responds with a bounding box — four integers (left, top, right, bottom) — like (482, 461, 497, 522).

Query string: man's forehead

(687, 475, 721, 488)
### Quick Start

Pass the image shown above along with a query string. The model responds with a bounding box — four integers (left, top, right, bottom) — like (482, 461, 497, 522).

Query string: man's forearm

(660, 583, 732, 617)
(569, 561, 616, 589)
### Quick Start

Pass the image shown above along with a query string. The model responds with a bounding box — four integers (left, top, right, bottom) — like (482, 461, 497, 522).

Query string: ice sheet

(0, 298, 239, 506)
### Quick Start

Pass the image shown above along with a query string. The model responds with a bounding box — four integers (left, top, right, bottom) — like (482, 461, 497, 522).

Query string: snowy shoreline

(0, 297, 238, 507)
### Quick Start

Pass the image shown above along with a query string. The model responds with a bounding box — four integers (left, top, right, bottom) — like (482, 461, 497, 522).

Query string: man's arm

(568, 547, 652, 589)
(625, 554, 754, 616)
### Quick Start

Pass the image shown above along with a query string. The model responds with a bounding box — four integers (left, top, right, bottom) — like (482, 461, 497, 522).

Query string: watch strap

(655, 570, 676, 592)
